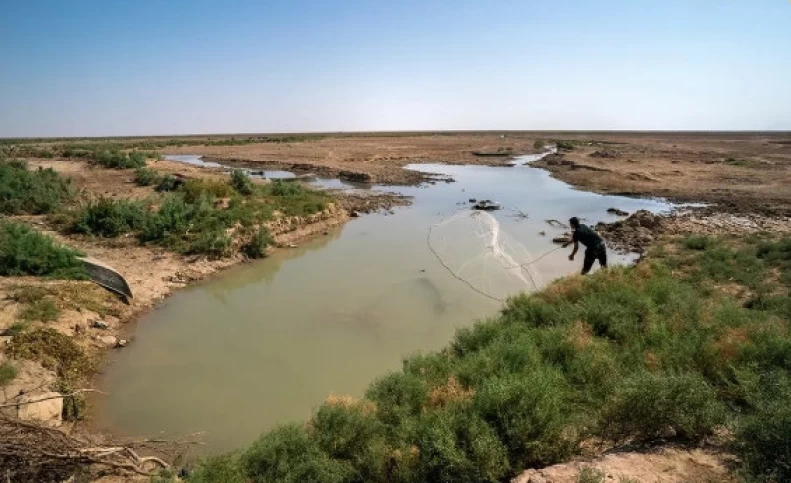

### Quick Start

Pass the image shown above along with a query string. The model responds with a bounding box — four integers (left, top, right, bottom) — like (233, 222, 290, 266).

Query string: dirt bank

(0, 155, 357, 478)
(164, 133, 543, 184)
(531, 132, 791, 217)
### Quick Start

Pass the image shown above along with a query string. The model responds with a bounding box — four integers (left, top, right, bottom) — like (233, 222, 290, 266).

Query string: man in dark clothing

(563, 217, 607, 274)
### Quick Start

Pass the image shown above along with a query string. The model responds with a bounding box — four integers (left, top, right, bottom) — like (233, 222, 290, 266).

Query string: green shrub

(0, 361, 17, 387)
(311, 401, 390, 481)
(0, 159, 73, 214)
(735, 374, 791, 481)
(241, 226, 272, 259)
(472, 370, 574, 469)
(181, 178, 234, 203)
(555, 140, 575, 151)
(20, 299, 60, 322)
(231, 169, 255, 195)
(134, 166, 160, 186)
(0, 221, 87, 279)
(155, 174, 180, 192)
(601, 372, 725, 442)
(241, 423, 351, 483)
(534, 140, 546, 150)
(190, 453, 246, 483)
(92, 149, 147, 169)
(415, 408, 510, 483)
(70, 197, 148, 237)
(682, 234, 711, 251)
(365, 372, 428, 432)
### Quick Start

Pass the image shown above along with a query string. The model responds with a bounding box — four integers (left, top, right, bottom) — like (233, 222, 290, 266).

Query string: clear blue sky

(1, 0, 789, 137)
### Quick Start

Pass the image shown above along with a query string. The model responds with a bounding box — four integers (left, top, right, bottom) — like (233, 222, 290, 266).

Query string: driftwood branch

(0, 414, 200, 481)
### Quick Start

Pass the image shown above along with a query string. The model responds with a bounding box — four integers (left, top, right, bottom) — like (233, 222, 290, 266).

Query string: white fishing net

(428, 211, 544, 301)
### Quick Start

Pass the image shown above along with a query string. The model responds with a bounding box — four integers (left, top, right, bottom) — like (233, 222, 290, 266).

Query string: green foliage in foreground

(0, 159, 73, 215)
(0, 361, 18, 387)
(191, 236, 791, 483)
(0, 221, 87, 279)
(70, 197, 148, 238)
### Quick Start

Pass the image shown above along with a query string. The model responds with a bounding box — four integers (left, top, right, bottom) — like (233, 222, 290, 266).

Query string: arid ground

(1, 131, 790, 481)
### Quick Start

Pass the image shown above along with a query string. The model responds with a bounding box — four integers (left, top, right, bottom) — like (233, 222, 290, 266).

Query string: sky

(1, 0, 790, 137)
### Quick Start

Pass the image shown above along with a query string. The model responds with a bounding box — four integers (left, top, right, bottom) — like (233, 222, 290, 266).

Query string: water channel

(96, 153, 673, 453)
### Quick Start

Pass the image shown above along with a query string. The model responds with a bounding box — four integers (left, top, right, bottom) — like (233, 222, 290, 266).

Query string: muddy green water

(97, 155, 672, 453)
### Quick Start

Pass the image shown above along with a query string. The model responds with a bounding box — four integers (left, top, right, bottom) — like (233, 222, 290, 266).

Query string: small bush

(155, 174, 180, 192)
(0, 361, 18, 387)
(70, 197, 148, 237)
(92, 150, 147, 169)
(415, 408, 510, 482)
(473, 370, 574, 468)
(20, 299, 60, 322)
(683, 235, 711, 251)
(555, 140, 575, 151)
(241, 423, 351, 483)
(534, 140, 546, 150)
(0, 159, 73, 214)
(241, 226, 272, 259)
(181, 178, 233, 203)
(0, 221, 87, 279)
(601, 372, 725, 442)
(189, 453, 246, 483)
(134, 166, 160, 186)
(311, 399, 389, 481)
(231, 169, 255, 195)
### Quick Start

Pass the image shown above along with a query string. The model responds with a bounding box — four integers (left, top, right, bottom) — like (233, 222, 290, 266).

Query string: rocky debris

(539, 154, 574, 167)
(91, 320, 109, 330)
(17, 392, 63, 427)
(667, 210, 791, 236)
(535, 154, 611, 172)
(349, 211, 360, 218)
(596, 210, 664, 253)
(116, 338, 129, 348)
(96, 335, 118, 347)
(336, 192, 411, 215)
(606, 207, 629, 216)
(590, 149, 621, 158)
(338, 170, 372, 183)
(512, 446, 736, 483)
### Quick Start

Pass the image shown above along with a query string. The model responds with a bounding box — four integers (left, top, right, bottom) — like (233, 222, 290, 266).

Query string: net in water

(427, 210, 543, 301)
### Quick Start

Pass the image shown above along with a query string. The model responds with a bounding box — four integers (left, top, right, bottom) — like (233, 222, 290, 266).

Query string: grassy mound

(68, 170, 330, 258)
(190, 236, 791, 482)
(0, 159, 73, 215)
(0, 221, 86, 279)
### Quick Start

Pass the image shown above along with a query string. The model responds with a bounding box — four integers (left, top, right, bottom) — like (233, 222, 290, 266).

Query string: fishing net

(428, 211, 544, 301)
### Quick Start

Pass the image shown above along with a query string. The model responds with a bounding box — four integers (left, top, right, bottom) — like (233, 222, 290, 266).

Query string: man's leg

(598, 246, 608, 268)
(581, 249, 595, 275)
